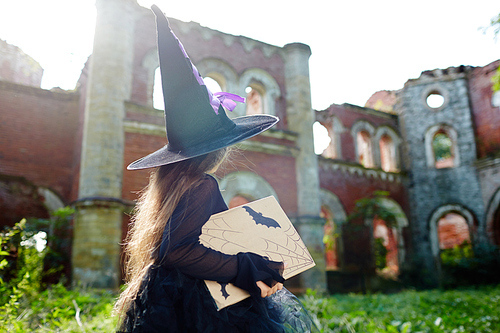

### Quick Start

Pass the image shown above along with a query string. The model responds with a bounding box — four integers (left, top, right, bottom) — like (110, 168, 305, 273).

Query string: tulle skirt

(118, 265, 317, 333)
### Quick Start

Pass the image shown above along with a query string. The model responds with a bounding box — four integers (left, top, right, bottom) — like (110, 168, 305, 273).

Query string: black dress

(120, 175, 316, 333)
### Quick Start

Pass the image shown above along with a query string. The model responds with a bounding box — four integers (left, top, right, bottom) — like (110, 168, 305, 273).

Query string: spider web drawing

(201, 196, 315, 310)
(200, 216, 314, 279)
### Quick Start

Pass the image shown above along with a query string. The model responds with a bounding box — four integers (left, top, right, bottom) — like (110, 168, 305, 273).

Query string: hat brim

(127, 114, 279, 170)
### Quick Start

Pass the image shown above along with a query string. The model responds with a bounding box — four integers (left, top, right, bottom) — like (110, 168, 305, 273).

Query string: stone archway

(218, 171, 278, 207)
(486, 187, 500, 246)
(0, 177, 52, 228)
(320, 189, 347, 270)
(370, 198, 409, 271)
(429, 204, 475, 259)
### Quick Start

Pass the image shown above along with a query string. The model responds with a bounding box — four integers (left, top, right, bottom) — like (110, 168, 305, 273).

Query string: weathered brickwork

(397, 68, 487, 282)
(0, 81, 79, 202)
(469, 60, 500, 158)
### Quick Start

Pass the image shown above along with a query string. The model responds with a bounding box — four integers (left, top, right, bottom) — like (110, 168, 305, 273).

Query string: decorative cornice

(169, 18, 283, 59)
(316, 103, 398, 121)
(124, 120, 165, 136)
(125, 101, 163, 117)
(260, 128, 298, 142)
(319, 157, 403, 183)
(475, 155, 500, 170)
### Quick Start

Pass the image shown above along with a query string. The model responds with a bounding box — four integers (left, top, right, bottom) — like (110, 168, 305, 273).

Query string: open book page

(200, 196, 315, 310)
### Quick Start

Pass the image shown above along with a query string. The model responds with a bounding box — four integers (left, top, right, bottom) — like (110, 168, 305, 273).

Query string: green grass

(304, 285, 500, 332)
(1, 284, 499, 332)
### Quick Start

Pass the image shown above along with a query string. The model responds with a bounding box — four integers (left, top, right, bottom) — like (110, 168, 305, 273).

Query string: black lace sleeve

(158, 174, 284, 297)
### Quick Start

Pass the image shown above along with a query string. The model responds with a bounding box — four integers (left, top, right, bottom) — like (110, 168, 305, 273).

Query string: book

(200, 196, 315, 310)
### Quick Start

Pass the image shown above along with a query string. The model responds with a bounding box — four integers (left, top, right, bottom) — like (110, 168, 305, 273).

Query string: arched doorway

(486, 188, 500, 246)
(321, 206, 338, 270)
(437, 212, 472, 263)
(373, 217, 399, 277)
(219, 171, 278, 207)
(429, 204, 476, 263)
(320, 189, 347, 271)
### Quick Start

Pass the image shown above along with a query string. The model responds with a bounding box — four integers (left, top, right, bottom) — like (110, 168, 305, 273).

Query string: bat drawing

(242, 206, 281, 229)
(219, 282, 230, 299)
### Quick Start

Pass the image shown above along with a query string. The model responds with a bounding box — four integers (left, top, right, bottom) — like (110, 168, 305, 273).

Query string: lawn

(1, 284, 499, 332)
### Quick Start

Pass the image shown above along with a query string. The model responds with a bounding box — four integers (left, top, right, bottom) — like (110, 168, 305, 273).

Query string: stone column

(283, 43, 326, 292)
(72, 0, 135, 288)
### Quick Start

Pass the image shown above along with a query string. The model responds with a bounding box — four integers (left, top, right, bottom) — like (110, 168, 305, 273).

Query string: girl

(115, 5, 316, 332)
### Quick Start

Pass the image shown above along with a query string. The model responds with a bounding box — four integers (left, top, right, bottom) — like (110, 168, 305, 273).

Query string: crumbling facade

(1, 0, 499, 290)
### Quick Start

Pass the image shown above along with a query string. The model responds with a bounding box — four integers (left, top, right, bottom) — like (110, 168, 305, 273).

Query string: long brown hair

(114, 148, 227, 318)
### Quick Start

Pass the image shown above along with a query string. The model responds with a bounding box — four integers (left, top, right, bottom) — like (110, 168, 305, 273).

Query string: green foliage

(0, 218, 46, 330)
(348, 191, 399, 228)
(440, 241, 473, 266)
(0, 208, 76, 331)
(432, 133, 452, 161)
(489, 13, 500, 92)
(492, 67, 500, 92)
(374, 238, 388, 270)
(302, 286, 500, 332)
(0, 283, 117, 332)
(441, 243, 500, 289)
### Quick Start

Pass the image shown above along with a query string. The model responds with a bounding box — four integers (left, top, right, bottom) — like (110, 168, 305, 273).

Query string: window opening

(438, 213, 472, 263)
(373, 218, 398, 277)
(426, 93, 445, 109)
(357, 130, 373, 168)
(432, 131, 454, 168)
(245, 86, 264, 115)
(379, 134, 396, 172)
(203, 76, 222, 93)
(153, 67, 164, 110)
(313, 122, 333, 156)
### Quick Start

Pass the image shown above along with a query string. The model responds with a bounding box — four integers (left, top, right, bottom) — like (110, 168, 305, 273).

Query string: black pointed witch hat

(127, 5, 278, 170)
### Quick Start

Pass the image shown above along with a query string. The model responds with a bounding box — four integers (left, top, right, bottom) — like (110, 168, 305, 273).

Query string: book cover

(200, 196, 315, 310)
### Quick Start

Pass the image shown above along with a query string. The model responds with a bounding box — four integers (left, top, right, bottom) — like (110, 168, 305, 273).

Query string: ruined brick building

(1, 0, 499, 290)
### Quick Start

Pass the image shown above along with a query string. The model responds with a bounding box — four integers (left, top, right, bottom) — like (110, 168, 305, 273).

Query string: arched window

(245, 84, 265, 115)
(204, 76, 223, 94)
(429, 204, 475, 261)
(357, 130, 374, 168)
(432, 131, 454, 168)
(321, 206, 338, 270)
(313, 121, 333, 157)
(425, 124, 459, 168)
(239, 68, 281, 117)
(379, 134, 396, 172)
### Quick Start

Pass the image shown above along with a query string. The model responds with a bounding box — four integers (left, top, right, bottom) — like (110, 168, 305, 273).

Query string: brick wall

(318, 160, 408, 214)
(0, 81, 79, 203)
(219, 148, 298, 216)
(469, 60, 500, 158)
(316, 103, 399, 163)
(129, 10, 288, 130)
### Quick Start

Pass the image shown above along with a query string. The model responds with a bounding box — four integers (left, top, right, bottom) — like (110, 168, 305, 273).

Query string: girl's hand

(256, 281, 283, 298)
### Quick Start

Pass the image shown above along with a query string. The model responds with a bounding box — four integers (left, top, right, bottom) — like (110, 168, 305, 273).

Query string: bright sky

(0, 0, 498, 110)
